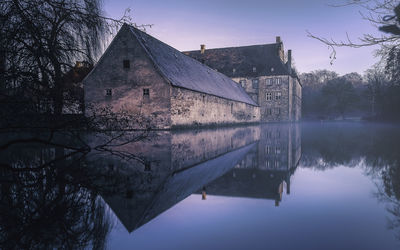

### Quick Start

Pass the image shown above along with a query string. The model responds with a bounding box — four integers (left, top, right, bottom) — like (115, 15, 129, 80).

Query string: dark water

(1, 122, 400, 250)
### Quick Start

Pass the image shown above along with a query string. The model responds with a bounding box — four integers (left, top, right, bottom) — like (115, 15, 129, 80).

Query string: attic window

(123, 60, 130, 69)
(252, 79, 259, 89)
(239, 80, 246, 88)
(266, 79, 273, 86)
(143, 88, 150, 97)
(253, 66, 256, 72)
(105, 89, 112, 97)
(271, 67, 275, 72)
(233, 68, 236, 74)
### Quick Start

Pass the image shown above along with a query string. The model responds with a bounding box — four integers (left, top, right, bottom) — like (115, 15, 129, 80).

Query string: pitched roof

(127, 25, 258, 106)
(183, 44, 291, 77)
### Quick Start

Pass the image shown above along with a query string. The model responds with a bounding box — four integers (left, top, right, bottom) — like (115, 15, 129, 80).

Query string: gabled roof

(127, 25, 258, 106)
(183, 44, 291, 77)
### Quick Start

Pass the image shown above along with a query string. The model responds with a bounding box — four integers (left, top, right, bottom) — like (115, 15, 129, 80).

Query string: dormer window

(233, 68, 236, 74)
(253, 66, 256, 72)
(105, 89, 112, 97)
(271, 67, 274, 72)
(123, 60, 130, 69)
(252, 79, 259, 89)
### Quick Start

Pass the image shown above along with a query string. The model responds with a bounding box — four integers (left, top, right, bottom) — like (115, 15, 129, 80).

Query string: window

(275, 146, 281, 154)
(266, 109, 272, 116)
(123, 60, 130, 69)
(275, 108, 280, 115)
(266, 78, 273, 86)
(275, 92, 282, 100)
(276, 78, 281, 85)
(233, 68, 236, 74)
(252, 79, 259, 89)
(274, 160, 280, 168)
(266, 92, 272, 101)
(265, 145, 272, 154)
(143, 88, 150, 97)
(231, 103, 233, 113)
(239, 80, 246, 88)
(105, 89, 112, 97)
(253, 66, 256, 72)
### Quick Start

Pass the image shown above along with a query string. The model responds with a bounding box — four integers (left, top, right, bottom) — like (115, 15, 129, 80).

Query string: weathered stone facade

(184, 38, 302, 123)
(84, 25, 172, 129)
(233, 75, 292, 122)
(170, 87, 259, 127)
(83, 24, 260, 129)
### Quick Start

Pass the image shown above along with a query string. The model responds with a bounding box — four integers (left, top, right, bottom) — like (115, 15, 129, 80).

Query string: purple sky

(103, 0, 383, 75)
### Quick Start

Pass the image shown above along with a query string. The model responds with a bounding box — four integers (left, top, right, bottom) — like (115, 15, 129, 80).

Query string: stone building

(83, 24, 260, 129)
(184, 37, 302, 122)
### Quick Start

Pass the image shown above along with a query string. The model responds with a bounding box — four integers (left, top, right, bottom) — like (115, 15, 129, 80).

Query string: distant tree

(342, 72, 364, 87)
(300, 70, 340, 118)
(386, 47, 400, 85)
(364, 65, 388, 116)
(0, 0, 143, 115)
(321, 78, 357, 118)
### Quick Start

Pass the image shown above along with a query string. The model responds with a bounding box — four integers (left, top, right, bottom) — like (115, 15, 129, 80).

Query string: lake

(1, 122, 400, 250)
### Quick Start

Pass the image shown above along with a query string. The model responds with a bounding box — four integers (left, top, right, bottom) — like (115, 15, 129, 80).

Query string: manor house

(184, 38, 302, 122)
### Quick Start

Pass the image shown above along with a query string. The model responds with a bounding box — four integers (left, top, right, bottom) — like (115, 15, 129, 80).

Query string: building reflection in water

(94, 124, 301, 233)
(90, 126, 260, 233)
(198, 124, 301, 206)
(0, 124, 301, 247)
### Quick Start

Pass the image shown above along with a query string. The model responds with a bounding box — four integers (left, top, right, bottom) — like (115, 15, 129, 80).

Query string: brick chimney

(276, 36, 284, 61)
(200, 44, 206, 54)
(287, 49, 292, 74)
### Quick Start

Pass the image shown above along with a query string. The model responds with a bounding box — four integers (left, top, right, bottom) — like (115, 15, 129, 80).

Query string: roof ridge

(183, 43, 278, 53)
(128, 25, 258, 106)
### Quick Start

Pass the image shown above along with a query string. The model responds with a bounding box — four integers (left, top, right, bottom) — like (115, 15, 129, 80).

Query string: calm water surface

(1, 123, 400, 250)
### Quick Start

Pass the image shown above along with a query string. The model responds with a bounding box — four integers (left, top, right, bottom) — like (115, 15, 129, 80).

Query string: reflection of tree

(301, 122, 400, 239)
(0, 129, 152, 249)
(301, 123, 367, 169)
(0, 157, 113, 249)
(373, 162, 400, 239)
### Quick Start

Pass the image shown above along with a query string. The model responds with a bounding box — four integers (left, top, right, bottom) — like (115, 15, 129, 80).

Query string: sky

(103, 0, 383, 75)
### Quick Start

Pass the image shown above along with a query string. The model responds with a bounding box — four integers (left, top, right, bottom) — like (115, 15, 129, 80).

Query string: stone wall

(233, 75, 291, 122)
(292, 78, 302, 121)
(170, 87, 260, 128)
(83, 26, 171, 129)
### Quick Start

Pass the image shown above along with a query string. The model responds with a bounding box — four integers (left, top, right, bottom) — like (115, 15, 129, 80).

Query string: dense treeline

(300, 49, 400, 121)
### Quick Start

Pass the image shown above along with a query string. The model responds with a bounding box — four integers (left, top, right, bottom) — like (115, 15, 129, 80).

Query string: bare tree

(0, 0, 150, 116)
(307, 1, 400, 63)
